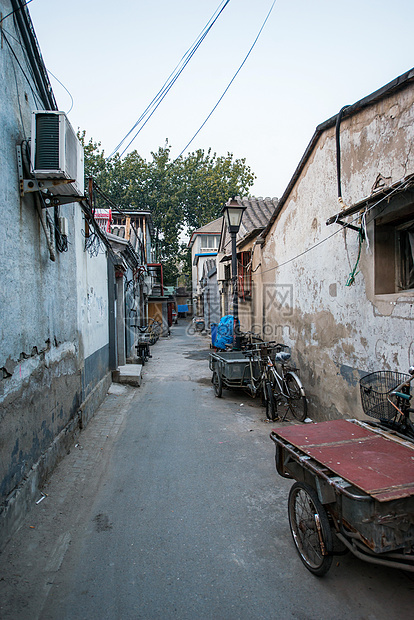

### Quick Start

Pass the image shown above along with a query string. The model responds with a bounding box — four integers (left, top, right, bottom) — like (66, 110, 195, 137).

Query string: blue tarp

(210, 323, 218, 347)
(177, 304, 189, 313)
(214, 315, 236, 350)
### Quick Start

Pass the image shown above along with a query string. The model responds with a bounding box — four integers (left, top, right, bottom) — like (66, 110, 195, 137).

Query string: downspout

(336, 105, 350, 209)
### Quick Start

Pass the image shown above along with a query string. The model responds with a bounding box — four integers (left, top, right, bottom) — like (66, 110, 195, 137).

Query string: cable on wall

(255, 177, 413, 277)
(0, 0, 33, 25)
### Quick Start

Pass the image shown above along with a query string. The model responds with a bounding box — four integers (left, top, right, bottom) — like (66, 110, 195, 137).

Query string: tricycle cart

(209, 350, 260, 398)
(270, 419, 414, 576)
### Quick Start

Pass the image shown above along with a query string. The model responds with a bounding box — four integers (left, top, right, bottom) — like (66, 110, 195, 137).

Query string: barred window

(238, 251, 252, 300)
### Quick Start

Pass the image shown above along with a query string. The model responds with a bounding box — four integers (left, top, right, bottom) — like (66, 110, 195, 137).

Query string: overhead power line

(176, 0, 277, 160)
(107, 0, 231, 160)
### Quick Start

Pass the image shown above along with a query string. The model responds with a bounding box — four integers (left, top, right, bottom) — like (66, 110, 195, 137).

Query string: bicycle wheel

(400, 409, 414, 439)
(288, 482, 333, 576)
(265, 380, 277, 421)
(285, 372, 307, 421)
(212, 370, 223, 398)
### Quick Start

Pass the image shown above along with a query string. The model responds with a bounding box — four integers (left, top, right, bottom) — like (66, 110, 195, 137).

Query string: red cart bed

(272, 419, 414, 502)
(270, 419, 414, 574)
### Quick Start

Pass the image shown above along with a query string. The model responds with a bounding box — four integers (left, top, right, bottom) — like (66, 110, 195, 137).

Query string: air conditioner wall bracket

(17, 145, 84, 206)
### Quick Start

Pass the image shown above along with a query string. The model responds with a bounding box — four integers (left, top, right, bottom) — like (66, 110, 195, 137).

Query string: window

(200, 235, 220, 249)
(375, 202, 414, 294)
(238, 251, 252, 300)
(399, 224, 414, 290)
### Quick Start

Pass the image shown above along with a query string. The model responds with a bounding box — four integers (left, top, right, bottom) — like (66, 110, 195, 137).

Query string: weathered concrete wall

(260, 83, 414, 421)
(0, 1, 111, 548)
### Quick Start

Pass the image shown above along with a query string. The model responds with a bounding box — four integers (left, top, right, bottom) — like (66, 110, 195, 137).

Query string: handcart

(209, 350, 260, 398)
(270, 418, 414, 576)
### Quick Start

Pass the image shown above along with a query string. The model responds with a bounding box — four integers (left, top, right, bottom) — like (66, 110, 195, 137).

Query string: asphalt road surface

(1, 321, 413, 619)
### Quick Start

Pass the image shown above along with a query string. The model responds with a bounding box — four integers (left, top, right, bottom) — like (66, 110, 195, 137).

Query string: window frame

(374, 198, 414, 295)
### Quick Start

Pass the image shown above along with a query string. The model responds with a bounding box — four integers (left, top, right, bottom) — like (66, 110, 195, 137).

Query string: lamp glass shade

(222, 201, 245, 232)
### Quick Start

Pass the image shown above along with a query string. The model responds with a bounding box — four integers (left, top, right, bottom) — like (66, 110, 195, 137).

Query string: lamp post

(221, 197, 246, 350)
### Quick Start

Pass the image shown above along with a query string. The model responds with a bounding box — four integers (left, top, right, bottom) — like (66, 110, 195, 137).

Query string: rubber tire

(265, 381, 277, 421)
(285, 373, 307, 422)
(288, 482, 333, 577)
(212, 370, 223, 398)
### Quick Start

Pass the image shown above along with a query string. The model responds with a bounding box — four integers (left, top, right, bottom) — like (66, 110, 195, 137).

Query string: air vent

(34, 114, 60, 170)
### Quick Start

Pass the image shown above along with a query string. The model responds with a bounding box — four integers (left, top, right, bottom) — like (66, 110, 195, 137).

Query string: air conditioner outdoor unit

(30, 111, 84, 197)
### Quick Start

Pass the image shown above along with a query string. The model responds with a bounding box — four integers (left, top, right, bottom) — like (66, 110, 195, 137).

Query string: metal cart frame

(270, 419, 414, 575)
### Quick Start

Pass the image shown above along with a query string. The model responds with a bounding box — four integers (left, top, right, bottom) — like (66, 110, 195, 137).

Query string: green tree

(177, 148, 256, 229)
(80, 134, 256, 284)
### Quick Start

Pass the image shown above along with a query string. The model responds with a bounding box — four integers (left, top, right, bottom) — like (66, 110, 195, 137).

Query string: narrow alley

(0, 322, 413, 620)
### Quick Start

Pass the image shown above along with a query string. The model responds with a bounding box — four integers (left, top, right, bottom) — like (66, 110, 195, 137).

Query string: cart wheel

(212, 370, 223, 398)
(285, 373, 307, 422)
(265, 381, 277, 421)
(288, 482, 333, 576)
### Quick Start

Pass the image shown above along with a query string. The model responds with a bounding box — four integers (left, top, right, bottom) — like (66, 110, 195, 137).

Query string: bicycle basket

(359, 371, 411, 421)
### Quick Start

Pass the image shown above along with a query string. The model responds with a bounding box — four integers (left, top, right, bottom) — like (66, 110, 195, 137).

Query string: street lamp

(221, 197, 246, 350)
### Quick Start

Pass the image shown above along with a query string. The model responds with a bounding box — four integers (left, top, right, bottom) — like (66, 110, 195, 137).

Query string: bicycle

(359, 367, 414, 439)
(240, 331, 264, 350)
(211, 341, 275, 412)
(262, 343, 307, 422)
(134, 325, 152, 365)
(242, 342, 272, 400)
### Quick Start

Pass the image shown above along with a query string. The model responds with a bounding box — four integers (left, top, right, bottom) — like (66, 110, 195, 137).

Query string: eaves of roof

(12, 0, 57, 110)
(261, 67, 414, 241)
(193, 252, 217, 266)
(113, 210, 155, 236)
(188, 217, 224, 248)
(220, 196, 279, 257)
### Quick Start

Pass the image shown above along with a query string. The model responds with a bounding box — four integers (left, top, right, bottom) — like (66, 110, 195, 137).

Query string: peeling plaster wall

(74, 204, 109, 396)
(261, 84, 414, 421)
(0, 1, 111, 546)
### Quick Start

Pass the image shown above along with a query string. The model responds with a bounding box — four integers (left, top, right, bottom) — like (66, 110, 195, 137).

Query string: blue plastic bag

(214, 315, 236, 350)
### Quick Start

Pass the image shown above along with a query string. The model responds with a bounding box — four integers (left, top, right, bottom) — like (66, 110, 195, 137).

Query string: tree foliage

(79, 133, 256, 284)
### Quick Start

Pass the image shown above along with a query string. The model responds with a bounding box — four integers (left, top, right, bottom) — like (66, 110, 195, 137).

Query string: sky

(27, 0, 414, 200)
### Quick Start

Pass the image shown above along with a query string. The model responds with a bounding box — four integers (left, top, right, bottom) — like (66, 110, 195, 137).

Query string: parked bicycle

(210, 339, 307, 423)
(359, 367, 414, 439)
(134, 326, 151, 365)
(133, 318, 162, 365)
(258, 343, 307, 422)
(147, 318, 161, 345)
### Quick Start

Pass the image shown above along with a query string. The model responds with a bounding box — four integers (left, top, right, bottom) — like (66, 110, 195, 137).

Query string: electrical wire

(176, 0, 277, 160)
(3, 25, 72, 115)
(346, 227, 364, 286)
(107, 0, 231, 159)
(2, 29, 44, 109)
(0, 0, 33, 24)
(255, 178, 413, 277)
(9, 36, 26, 133)
(2, 24, 39, 87)
(47, 69, 74, 115)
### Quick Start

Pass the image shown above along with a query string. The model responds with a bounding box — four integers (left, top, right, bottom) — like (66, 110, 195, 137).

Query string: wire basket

(359, 371, 411, 421)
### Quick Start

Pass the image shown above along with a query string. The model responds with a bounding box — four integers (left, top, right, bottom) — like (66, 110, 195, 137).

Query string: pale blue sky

(29, 0, 414, 198)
